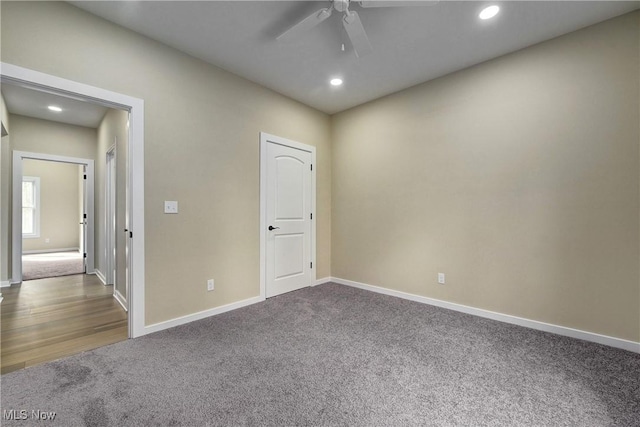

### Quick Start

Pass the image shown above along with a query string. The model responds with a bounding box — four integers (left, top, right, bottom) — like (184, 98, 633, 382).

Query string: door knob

(268, 226, 280, 231)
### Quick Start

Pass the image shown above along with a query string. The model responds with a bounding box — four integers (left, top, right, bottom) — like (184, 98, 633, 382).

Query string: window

(22, 176, 40, 238)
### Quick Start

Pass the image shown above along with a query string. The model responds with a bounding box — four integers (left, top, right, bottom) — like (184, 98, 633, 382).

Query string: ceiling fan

(277, 0, 439, 58)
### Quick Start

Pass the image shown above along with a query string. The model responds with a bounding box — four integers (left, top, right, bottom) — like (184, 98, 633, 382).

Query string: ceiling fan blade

(358, 1, 439, 7)
(277, 7, 333, 41)
(342, 11, 372, 58)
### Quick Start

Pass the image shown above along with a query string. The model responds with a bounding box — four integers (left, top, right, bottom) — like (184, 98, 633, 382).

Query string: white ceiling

(2, 83, 109, 128)
(70, 1, 639, 114)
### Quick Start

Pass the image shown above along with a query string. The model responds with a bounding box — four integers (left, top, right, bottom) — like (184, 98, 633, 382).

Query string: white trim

(144, 296, 263, 335)
(0, 281, 11, 288)
(314, 277, 332, 286)
(13, 151, 95, 283)
(23, 247, 79, 254)
(1, 62, 145, 339)
(114, 289, 128, 312)
(259, 137, 267, 299)
(332, 277, 640, 354)
(128, 93, 145, 339)
(95, 269, 107, 285)
(259, 132, 316, 300)
(105, 145, 116, 286)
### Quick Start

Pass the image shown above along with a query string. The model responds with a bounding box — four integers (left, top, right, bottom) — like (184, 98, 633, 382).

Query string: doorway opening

(1, 62, 144, 338)
(20, 157, 92, 281)
(13, 151, 95, 282)
(0, 62, 145, 375)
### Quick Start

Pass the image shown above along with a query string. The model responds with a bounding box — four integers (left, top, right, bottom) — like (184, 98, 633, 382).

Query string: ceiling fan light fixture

(47, 105, 62, 112)
(280, 0, 433, 58)
(479, 5, 500, 20)
(330, 78, 343, 86)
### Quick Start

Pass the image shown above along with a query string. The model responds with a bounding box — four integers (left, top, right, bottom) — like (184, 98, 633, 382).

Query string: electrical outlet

(438, 273, 445, 285)
(207, 279, 214, 291)
(45, 238, 50, 244)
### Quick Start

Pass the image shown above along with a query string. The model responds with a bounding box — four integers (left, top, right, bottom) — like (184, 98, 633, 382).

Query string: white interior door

(78, 165, 84, 259)
(81, 165, 87, 273)
(265, 141, 313, 297)
(125, 114, 132, 310)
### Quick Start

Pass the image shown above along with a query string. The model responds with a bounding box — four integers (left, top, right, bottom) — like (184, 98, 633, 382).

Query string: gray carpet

(1, 283, 639, 426)
(22, 251, 84, 281)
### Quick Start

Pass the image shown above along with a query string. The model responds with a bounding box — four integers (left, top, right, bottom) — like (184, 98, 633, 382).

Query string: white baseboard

(314, 277, 332, 286)
(143, 295, 264, 335)
(332, 277, 640, 354)
(144, 279, 328, 336)
(0, 280, 11, 288)
(94, 269, 107, 285)
(114, 289, 127, 312)
(22, 247, 79, 255)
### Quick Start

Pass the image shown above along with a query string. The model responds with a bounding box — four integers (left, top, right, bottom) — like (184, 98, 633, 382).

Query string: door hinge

(310, 164, 313, 171)
(310, 262, 313, 269)
(129, 231, 133, 238)
(310, 213, 313, 220)
(84, 174, 87, 180)
(83, 213, 87, 219)
(83, 253, 87, 258)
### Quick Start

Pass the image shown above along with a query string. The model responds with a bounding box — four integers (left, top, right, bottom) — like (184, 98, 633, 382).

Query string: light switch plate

(164, 201, 178, 214)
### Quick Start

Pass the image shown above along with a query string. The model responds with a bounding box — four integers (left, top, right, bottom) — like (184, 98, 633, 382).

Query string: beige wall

(22, 159, 81, 252)
(9, 114, 97, 160)
(0, 1, 332, 325)
(96, 108, 128, 299)
(0, 93, 10, 282)
(332, 12, 640, 342)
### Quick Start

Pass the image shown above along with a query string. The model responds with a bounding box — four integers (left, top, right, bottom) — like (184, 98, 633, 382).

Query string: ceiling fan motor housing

(334, 0, 350, 13)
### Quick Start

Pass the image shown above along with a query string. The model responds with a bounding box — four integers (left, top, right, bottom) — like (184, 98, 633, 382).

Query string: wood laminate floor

(1, 274, 127, 374)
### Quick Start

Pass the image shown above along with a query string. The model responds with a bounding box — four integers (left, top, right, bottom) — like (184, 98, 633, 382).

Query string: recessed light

(330, 78, 343, 86)
(479, 5, 500, 20)
(48, 105, 62, 112)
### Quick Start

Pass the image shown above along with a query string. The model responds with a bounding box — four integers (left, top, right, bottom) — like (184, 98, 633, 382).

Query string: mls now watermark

(3, 409, 57, 421)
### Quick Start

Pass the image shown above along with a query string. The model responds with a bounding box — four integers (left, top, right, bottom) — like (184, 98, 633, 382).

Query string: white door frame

(105, 145, 116, 286)
(1, 62, 146, 338)
(79, 165, 86, 268)
(13, 152, 94, 278)
(259, 132, 316, 300)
